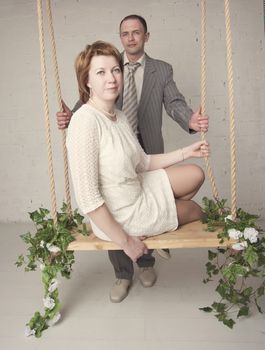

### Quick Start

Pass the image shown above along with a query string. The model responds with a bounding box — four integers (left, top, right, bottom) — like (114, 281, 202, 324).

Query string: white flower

(48, 278, 59, 293)
(43, 296, 55, 310)
(243, 227, 259, 243)
(39, 263, 45, 271)
(225, 215, 233, 222)
(46, 243, 61, 253)
(228, 228, 243, 240)
(25, 325, 36, 337)
(40, 240, 45, 248)
(46, 313, 61, 327)
(232, 241, 248, 251)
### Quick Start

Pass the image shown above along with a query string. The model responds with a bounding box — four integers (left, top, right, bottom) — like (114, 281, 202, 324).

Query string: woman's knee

(190, 164, 205, 186)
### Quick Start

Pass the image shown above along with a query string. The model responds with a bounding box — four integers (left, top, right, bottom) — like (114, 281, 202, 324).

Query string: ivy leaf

(199, 306, 213, 313)
(223, 318, 235, 329)
(237, 306, 249, 318)
(222, 264, 247, 284)
(39, 208, 50, 218)
(257, 286, 264, 297)
(74, 211, 85, 225)
(242, 287, 253, 298)
(20, 232, 32, 244)
(243, 245, 259, 267)
(81, 223, 89, 236)
(15, 254, 25, 267)
(208, 250, 217, 261)
(216, 281, 229, 298)
(212, 302, 226, 313)
(205, 262, 218, 278)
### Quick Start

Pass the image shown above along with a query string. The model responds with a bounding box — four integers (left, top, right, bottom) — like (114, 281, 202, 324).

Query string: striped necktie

(122, 62, 140, 133)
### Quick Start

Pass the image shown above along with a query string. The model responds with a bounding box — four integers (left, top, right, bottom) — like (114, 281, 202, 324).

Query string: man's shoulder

(146, 54, 172, 70)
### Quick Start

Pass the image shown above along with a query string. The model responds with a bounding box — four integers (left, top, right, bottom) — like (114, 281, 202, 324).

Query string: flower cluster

(200, 197, 265, 329)
(228, 227, 259, 251)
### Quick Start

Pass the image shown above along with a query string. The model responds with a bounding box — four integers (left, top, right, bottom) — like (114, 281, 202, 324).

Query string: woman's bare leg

(176, 199, 203, 225)
(164, 164, 205, 225)
(164, 164, 205, 200)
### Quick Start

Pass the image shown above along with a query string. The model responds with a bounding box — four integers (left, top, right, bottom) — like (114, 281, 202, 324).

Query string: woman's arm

(88, 204, 148, 262)
(148, 140, 209, 171)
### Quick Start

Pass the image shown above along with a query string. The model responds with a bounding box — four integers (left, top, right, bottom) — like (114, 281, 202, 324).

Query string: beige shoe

(109, 279, 132, 303)
(156, 249, 171, 260)
(139, 267, 157, 287)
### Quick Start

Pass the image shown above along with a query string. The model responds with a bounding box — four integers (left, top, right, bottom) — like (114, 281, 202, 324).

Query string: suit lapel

(138, 55, 156, 120)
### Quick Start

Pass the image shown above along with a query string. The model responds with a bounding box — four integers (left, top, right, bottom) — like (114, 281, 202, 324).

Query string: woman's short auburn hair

(75, 40, 123, 103)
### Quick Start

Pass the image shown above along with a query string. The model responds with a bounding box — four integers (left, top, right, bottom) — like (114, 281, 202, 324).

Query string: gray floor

(1, 222, 265, 350)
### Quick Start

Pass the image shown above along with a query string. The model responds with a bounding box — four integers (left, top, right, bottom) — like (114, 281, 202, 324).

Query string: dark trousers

(108, 249, 155, 280)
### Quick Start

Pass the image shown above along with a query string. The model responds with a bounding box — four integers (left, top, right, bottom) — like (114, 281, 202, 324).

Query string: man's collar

(123, 52, 146, 66)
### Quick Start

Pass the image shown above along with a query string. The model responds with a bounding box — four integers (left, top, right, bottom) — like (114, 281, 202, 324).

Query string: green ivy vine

(15, 203, 87, 337)
(200, 197, 265, 328)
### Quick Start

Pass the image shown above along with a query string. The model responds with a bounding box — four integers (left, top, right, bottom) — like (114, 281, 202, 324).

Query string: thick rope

(46, 0, 72, 216)
(224, 0, 237, 219)
(37, 0, 57, 224)
(200, 0, 219, 201)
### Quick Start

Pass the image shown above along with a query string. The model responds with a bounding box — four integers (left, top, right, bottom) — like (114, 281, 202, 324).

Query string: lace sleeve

(66, 110, 104, 214)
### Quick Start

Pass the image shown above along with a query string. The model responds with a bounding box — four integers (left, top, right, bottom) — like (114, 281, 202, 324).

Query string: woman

(67, 41, 209, 263)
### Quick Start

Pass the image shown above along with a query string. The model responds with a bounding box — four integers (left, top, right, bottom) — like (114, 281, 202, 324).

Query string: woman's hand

(183, 140, 210, 159)
(121, 235, 148, 262)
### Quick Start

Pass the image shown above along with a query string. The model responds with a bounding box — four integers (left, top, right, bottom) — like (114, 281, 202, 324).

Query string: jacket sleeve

(72, 100, 84, 113)
(162, 64, 195, 134)
(66, 111, 105, 214)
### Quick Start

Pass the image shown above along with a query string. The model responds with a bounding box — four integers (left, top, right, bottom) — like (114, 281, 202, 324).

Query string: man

(57, 14, 209, 303)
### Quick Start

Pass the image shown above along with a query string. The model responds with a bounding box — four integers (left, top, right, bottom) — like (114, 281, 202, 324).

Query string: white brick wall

(0, 0, 264, 221)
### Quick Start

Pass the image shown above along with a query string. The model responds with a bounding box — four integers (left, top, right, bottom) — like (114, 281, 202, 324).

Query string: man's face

(120, 19, 149, 57)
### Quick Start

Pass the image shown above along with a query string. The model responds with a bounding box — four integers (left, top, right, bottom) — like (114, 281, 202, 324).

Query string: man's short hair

(120, 14, 148, 33)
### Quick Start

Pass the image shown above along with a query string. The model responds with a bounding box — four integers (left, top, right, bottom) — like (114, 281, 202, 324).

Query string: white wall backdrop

(0, 0, 264, 222)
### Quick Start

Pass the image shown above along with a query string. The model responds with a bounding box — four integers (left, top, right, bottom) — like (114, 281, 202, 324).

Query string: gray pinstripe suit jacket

(117, 54, 194, 154)
(72, 53, 194, 154)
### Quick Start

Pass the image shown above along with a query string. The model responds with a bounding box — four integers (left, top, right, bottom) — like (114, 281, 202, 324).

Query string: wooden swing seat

(68, 220, 233, 251)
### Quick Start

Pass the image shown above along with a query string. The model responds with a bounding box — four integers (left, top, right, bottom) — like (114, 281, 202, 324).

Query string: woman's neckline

(87, 100, 117, 122)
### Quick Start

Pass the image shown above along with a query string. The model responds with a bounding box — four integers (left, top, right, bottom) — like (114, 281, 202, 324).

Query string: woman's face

(88, 55, 123, 103)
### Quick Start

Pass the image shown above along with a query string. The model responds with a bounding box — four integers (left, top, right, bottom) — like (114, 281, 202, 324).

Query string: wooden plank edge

(67, 221, 236, 251)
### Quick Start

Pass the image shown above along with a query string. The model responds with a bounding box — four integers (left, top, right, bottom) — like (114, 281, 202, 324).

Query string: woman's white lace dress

(67, 103, 178, 241)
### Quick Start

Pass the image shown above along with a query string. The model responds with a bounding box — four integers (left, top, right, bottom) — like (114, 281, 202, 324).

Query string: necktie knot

(127, 62, 140, 74)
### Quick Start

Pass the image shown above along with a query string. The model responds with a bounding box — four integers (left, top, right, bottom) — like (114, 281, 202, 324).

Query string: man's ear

(145, 32, 150, 43)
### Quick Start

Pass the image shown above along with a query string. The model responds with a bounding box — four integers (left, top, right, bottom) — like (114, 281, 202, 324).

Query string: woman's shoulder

(68, 104, 102, 139)
(71, 104, 99, 127)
